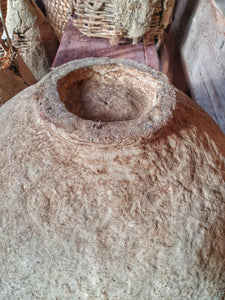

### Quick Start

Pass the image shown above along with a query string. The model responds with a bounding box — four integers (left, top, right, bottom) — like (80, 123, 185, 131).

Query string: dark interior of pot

(57, 65, 155, 122)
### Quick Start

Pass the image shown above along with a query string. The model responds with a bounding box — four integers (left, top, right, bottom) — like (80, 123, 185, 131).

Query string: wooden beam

(180, 0, 225, 133)
(161, 0, 225, 133)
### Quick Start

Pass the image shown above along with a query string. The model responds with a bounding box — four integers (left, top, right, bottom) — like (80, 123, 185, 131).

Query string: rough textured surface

(113, 0, 175, 42)
(3, 0, 58, 80)
(0, 58, 225, 299)
(113, 0, 156, 39)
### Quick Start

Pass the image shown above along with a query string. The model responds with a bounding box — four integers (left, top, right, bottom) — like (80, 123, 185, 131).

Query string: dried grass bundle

(113, 0, 156, 41)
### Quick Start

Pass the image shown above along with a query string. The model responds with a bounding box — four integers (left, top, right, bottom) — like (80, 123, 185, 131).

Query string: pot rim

(36, 58, 176, 146)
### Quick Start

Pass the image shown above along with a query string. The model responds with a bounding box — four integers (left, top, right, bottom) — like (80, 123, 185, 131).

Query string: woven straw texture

(43, 0, 175, 43)
(42, 0, 73, 39)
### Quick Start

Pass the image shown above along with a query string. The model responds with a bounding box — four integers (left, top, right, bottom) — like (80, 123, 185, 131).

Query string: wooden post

(180, 0, 225, 132)
(161, 0, 225, 133)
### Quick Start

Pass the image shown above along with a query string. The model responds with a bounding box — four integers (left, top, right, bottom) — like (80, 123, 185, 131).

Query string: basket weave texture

(43, 0, 175, 43)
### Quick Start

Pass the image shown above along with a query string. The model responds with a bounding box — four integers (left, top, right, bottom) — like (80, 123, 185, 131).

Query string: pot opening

(57, 65, 155, 122)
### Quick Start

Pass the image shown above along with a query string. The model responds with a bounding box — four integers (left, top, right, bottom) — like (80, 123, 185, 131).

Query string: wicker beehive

(43, 0, 175, 43)
(42, 0, 73, 40)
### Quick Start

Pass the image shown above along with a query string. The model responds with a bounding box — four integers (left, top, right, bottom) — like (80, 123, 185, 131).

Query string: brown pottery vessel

(0, 58, 225, 299)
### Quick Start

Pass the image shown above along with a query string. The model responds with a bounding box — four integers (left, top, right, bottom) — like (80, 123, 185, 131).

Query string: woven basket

(42, 0, 73, 39)
(43, 0, 175, 43)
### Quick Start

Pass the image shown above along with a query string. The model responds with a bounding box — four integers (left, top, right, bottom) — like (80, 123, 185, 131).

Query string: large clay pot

(0, 58, 224, 299)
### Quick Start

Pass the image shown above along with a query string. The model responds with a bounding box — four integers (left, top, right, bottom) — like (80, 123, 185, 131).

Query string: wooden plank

(52, 19, 159, 70)
(180, 0, 225, 133)
(163, 0, 225, 133)
(215, 0, 225, 14)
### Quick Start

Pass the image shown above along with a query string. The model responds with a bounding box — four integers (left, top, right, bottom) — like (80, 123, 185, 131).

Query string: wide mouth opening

(38, 58, 176, 145)
(57, 65, 159, 122)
